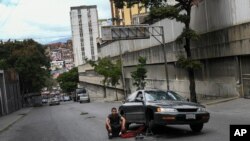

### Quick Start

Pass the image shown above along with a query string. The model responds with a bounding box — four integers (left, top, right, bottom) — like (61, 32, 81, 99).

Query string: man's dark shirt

(108, 114, 121, 125)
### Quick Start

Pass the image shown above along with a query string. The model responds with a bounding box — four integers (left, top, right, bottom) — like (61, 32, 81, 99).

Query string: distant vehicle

(42, 98, 48, 104)
(76, 88, 90, 103)
(60, 96, 64, 101)
(32, 96, 43, 107)
(49, 97, 60, 106)
(63, 96, 71, 101)
(119, 89, 210, 133)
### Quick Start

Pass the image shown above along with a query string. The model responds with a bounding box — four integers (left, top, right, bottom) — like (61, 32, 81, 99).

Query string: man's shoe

(108, 133, 112, 139)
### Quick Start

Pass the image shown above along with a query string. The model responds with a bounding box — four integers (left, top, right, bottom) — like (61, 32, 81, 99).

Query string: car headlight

(198, 107, 206, 112)
(157, 108, 177, 113)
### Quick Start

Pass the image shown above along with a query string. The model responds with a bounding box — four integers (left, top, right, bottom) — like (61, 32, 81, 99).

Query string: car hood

(147, 100, 204, 108)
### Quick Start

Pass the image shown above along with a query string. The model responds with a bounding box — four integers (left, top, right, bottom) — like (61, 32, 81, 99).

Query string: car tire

(146, 118, 157, 133)
(125, 123, 130, 130)
(190, 123, 203, 132)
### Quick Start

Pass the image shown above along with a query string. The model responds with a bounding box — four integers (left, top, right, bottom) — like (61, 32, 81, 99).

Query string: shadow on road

(127, 124, 211, 140)
(153, 125, 206, 139)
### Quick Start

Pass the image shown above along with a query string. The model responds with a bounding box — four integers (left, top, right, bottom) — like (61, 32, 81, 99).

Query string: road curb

(104, 101, 123, 103)
(202, 96, 239, 106)
(0, 115, 23, 133)
(0, 108, 33, 133)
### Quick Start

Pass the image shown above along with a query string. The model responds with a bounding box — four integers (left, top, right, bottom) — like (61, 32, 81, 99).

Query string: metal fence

(0, 70, 22, 117)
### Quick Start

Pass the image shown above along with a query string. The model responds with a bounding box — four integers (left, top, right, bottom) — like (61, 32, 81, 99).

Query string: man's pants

(106, 123, 125, 137)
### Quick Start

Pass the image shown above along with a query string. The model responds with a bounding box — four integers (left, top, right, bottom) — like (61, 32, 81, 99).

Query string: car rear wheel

(190, 123, 203, 132)
(125, 122, 130, 130)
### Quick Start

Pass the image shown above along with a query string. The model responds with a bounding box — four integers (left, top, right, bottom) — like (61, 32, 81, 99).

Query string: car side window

(127, 92, 137, 102)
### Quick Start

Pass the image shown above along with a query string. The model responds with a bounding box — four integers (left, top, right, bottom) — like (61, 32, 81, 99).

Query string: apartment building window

(78, 9, 81, 15)
(80, 37, 84, 43)
(87, 9, 91, 17)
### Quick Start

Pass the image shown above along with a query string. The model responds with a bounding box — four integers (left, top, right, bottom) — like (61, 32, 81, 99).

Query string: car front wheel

(190, 123, 204, 132)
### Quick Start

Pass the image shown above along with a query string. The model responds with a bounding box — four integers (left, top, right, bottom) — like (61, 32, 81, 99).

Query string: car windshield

(145, 91, 185, 101)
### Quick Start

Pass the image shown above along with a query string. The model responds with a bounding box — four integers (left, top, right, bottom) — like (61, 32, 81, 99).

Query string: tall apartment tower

(70, 5, 99, 66)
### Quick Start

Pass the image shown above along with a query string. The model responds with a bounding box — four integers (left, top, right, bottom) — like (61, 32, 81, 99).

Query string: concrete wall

(79, 0, 250, 100)
(99, 0, 250, 59)
(79, 82, 124, 101)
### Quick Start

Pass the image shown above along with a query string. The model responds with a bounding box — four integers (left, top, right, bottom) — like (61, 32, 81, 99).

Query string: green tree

(108, 60, 122, 101)
(115, 0, 201, 102)
(88, 57, 122, 99)
(57, 67, 79, 93)
(45, 77, 58, 91)
(0, 39, 50, 94)
(131, 56, 147, 90)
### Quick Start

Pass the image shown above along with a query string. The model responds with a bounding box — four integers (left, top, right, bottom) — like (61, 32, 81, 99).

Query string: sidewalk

(0, 107, 32, 133)
(199, 96, 239, 106)
(102, 96, 240, 106)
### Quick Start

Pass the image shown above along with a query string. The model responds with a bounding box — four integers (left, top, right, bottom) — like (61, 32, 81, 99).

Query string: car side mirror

(186, 98, 190, 102)
(135, 97, 143, 102)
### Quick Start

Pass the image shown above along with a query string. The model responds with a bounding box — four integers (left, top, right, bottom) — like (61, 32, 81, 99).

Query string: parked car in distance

(49, 97, 60, 106)
(76, 88, 90, 103)
(119, 89, 210, 133)
(60, 96, 64, 101)
(42, 98, 48, 104)
(63, 96, 71, 101)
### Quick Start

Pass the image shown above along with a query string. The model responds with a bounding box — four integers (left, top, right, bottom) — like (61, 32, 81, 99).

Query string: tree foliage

(0, 39, 50, 94)
(114, 0, 167, 9)
(114, 0, 202, 102)
(88, 57, 121, 98)
(57, 67, 79, 93)
(131, 56, 147, 90)
(177, 55, 201, 70)
(89, 57, 121, 86)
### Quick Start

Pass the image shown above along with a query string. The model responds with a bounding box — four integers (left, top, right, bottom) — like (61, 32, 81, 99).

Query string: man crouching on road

(106, 107, 126, 139)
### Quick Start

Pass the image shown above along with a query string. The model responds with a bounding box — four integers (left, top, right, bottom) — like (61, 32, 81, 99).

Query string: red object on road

(120, 125, 145, 138)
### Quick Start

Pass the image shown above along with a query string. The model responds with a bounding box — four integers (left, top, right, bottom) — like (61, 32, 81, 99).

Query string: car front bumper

(79, 97, 89, 102)
(49, 101, 60, 105)
(154, 112, 210, 125)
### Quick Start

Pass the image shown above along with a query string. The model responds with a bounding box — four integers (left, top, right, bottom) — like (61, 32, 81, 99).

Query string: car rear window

(76, 88, 86, 94)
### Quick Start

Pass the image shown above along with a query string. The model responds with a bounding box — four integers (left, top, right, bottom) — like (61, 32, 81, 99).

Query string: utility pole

(118, 40, 127, 99)
(150, 26, 170, 90)
(161, 27, 170, 90)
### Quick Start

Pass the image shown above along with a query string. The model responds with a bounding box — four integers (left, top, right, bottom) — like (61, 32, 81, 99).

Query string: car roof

(141, 89, 172, 92)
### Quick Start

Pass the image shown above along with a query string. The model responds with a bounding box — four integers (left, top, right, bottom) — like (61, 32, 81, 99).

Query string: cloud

(0, 0, 19, 6)
(0, 0, 111, 44)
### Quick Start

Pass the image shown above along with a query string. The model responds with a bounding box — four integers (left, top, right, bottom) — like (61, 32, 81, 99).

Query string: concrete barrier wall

(78, 0, 250, 100)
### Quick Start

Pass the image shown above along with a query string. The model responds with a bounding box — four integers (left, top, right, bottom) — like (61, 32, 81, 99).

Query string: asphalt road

(0, 98, 249, 141)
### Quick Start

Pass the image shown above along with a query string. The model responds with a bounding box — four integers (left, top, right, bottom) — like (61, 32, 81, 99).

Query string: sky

(0, 0, 111, 44)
